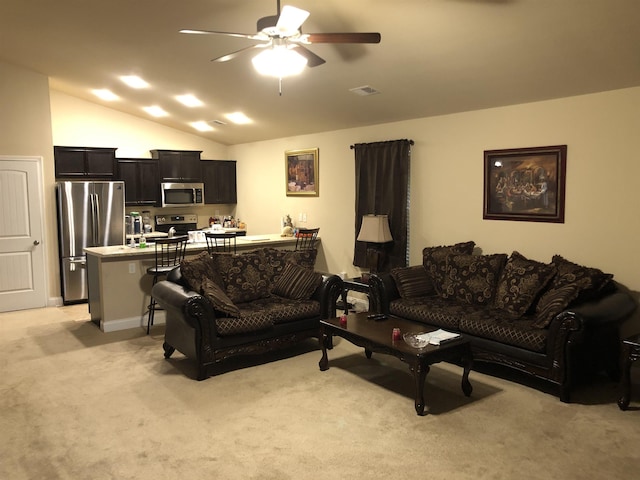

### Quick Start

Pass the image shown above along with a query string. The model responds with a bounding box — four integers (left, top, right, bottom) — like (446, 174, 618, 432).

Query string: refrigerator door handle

(93, 193, 102, 245)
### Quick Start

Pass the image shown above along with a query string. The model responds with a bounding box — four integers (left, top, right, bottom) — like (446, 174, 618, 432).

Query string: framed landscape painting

(483, 145, 567, 223)
(285, 148, 319, 196)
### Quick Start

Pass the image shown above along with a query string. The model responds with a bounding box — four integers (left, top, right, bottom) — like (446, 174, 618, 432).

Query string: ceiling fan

(180, 0, 381, 78)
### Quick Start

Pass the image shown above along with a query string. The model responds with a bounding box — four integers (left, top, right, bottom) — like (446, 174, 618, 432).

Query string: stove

(155, 213, 198, 236)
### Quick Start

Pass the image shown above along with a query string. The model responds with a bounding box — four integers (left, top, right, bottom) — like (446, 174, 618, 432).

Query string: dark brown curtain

(353, 139, 411, 270)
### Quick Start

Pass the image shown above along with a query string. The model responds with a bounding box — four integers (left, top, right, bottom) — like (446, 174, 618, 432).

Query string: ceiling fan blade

(211, 43, 269, 63)
(180, 29, 265, 41)
(291, 45, 326, 68)
(304, 32, 381, 44)
(275, 5, 310, 34)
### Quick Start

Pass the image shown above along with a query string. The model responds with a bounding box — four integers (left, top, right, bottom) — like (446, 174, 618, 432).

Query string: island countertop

(84, 234, 300, 258)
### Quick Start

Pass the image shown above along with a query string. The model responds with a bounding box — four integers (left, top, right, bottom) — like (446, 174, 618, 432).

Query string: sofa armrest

(368, 272, 401, 314)
(563, 291, 637, 326)
(312, 274, 344, 319)
(151, 279, 218, 336)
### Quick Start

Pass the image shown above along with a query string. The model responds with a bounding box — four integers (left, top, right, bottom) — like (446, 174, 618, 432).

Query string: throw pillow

(179, 251, 218, 293)
(422, 241, 476, 296)
(532, 255, 614, 328)
(532, 283, 580, 329)
(391, 265, 435, 298)
(258, 247, 318, 280)
(551, 255, 613, 303)
(213, 253, 272, 304)
(441, 253, 507, 306)
(201, 277, 241, 318)
(272, 262, 323, 300)
(494, 251, 556, 318)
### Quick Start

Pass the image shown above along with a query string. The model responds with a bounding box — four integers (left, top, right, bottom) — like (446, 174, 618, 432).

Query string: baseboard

(100, 311, 166, 332)
(48, 296, 64, 307)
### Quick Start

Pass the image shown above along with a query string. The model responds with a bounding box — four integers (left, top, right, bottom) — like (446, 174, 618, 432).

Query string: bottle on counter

(139, 234, 147, 248)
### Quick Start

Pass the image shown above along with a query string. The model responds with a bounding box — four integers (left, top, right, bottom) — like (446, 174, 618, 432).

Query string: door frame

(0, 155, 48, 311)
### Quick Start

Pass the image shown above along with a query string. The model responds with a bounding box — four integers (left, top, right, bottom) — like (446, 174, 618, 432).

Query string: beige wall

(3, 61, 639, 330)
(0, 62, 57, 305)
(231, 87, 640, 298)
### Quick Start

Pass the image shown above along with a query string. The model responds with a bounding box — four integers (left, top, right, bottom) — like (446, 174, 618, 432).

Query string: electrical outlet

(302, 213, 307, 222)
(128, 262, 136, 274)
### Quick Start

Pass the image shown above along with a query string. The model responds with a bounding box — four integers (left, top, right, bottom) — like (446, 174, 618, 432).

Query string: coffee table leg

(319, 328, 330, 371)
(461, 345, 473, 397)
(410, 361, 430, 415)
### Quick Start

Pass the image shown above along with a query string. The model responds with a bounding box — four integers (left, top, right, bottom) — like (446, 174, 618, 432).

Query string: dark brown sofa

(368, 242, 637, 402)
(151, 247, 343, 380)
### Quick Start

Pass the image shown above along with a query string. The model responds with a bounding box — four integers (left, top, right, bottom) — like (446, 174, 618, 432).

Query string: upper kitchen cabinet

(202, 160, 237, 204)
(116, 158, 160, 206)
(151, 149, 202, 182)
(54, 146, 117, 179)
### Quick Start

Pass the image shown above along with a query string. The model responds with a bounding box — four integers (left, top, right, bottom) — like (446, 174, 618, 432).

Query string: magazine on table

(415, 329, 461, 346)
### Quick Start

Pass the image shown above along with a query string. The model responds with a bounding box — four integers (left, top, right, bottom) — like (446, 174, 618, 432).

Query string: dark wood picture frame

(285, 148, 319, 197)
(483, 145, 567, 223)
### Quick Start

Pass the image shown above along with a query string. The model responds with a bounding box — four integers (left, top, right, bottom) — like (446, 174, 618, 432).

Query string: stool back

(295, 227, 319, 251)
(152, 236, 188, 272)
(205, 232, 237, 254)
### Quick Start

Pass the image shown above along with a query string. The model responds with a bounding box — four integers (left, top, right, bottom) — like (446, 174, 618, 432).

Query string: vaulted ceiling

(2, 0, 639, 145)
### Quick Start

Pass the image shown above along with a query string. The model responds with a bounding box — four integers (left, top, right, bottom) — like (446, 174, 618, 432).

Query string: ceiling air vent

(209, 119, 227, 125)
(349, 85, 380, 96)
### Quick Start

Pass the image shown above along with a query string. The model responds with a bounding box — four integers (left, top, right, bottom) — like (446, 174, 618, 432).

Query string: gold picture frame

(285, 148, 319, 196)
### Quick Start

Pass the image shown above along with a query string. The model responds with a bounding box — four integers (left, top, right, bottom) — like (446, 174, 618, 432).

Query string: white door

(0, 156, 47, 311)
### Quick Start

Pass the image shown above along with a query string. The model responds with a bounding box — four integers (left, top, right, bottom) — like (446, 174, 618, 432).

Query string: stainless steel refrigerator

(56, 181, 125, 304)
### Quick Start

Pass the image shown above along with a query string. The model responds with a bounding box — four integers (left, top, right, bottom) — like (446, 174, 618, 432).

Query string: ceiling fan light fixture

(251, 45, 307, 78)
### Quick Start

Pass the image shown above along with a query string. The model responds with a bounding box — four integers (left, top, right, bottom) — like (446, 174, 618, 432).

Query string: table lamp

(357, 214, 393, 279)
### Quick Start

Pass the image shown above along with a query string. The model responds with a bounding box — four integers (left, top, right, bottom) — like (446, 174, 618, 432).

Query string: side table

(618, 333, 640, 411)
(340, 277, 370, 314)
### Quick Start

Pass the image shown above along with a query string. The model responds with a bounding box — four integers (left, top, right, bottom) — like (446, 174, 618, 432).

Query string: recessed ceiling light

(91, 89, 119, 101)
(176, 94, 204, 107)
(120, 75, 149, 89)
(143, 105, 169, 117)
(225, 112, 252, 125)
(190, 121, 214, 132)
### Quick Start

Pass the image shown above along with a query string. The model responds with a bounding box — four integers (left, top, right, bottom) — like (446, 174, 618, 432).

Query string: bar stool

(295, 227, 319, 250)
(205, 232, 237, 254)
(146, 236, 188, 334)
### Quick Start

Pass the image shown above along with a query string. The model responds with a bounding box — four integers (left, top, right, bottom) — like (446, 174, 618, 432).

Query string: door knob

(33, 240, 40, 246)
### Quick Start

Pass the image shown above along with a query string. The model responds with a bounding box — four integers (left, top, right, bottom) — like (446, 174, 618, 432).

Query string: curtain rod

(350, 139, 414, 149)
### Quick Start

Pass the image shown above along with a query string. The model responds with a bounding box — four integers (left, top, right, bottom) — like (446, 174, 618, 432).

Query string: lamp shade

(357, 215, 393, 243)
(252, 46, 308, 78)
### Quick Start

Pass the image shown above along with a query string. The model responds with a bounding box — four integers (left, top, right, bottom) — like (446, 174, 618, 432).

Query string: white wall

(50, 91, 229, 159)
(230, 87, 640, 300)
(0, 62, 57, 305)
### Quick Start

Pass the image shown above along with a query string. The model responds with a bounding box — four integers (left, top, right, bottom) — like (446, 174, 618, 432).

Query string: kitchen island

(85, 234, 323, 332)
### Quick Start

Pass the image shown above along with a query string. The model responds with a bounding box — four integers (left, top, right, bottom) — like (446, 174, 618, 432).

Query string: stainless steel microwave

(161, 182, 205, 208)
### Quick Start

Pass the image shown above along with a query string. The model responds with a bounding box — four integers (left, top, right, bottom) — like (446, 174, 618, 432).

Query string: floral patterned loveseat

(151, 247, 343, 380)
(369, 241, 637, 402)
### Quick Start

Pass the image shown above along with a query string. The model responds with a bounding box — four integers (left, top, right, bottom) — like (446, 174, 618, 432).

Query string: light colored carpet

(1, 305, 638, 480)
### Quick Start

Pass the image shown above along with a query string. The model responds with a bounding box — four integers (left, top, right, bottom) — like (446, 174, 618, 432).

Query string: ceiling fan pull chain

(279, 77, 283, 96)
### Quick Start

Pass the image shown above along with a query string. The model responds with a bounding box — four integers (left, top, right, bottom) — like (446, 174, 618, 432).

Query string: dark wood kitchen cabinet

(151, 149, 202, 182)
(116, 158, 160, 206)
(202, 160, 237, 204)
(54, 146, 117, 178)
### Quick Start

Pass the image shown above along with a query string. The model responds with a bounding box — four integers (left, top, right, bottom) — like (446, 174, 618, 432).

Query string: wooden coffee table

(319, 312, 473, 415)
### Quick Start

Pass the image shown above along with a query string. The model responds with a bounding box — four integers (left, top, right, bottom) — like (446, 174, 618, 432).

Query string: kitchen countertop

(84, 234, 302, 258)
